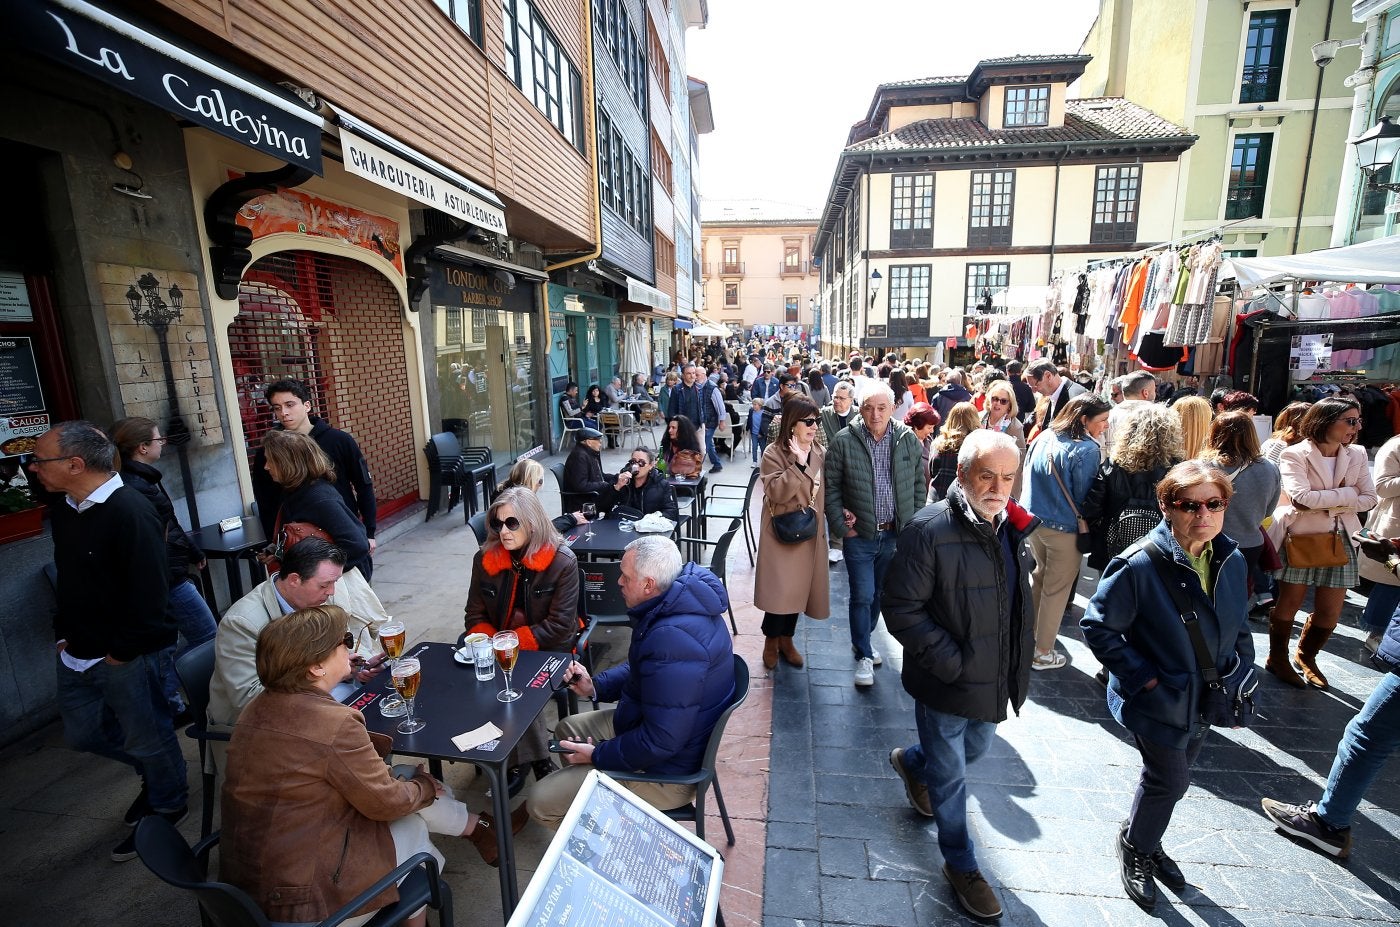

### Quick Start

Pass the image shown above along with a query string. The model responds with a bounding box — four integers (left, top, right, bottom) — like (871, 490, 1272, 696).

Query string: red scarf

(469, 544, 560, 650)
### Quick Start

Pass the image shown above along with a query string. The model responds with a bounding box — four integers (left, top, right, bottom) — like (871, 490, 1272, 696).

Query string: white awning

(1227, 236, 1400, 288)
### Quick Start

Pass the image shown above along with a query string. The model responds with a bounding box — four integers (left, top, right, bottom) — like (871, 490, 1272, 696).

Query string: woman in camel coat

(754, 394, 830, 670)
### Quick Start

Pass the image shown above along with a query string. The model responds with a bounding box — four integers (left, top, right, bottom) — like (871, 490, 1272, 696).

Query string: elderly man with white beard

(882, 429, 1038, 920)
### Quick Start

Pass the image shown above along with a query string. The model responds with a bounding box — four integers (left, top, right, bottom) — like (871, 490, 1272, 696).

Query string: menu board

(510, 771, 723, 927)
(0, 337, 44, 416)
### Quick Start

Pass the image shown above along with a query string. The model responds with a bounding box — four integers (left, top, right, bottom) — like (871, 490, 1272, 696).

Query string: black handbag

(1144, 541, 1258, 728)
(769, 479, 819, 544)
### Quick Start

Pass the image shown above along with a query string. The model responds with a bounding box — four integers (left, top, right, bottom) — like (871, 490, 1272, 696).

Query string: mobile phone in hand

(548, 739, 576, 754)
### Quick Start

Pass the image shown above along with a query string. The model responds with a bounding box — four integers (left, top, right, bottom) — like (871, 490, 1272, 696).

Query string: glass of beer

(494, 630, 522, 702)
(392, 656, 425, 734)
(377, 620, 407, 718)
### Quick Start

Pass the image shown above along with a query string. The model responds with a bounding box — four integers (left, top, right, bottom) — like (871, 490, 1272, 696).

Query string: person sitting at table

(260, 429, 371, 580)
(664, 415, 705, 479)
(497, 459, 586, 533)
(527, 536, 735, 829)
(221, 606, 519, 927)
(559, 382, 585, 424)
(562, 427, 613, 503)
(582, 384, 607, 428)
(603, 447, 680, 523)
(629, 373, 650, 399)
(464, 486, 581, 788)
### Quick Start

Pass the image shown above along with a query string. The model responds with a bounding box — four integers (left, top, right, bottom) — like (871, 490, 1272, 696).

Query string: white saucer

(453, 647, 475, 665)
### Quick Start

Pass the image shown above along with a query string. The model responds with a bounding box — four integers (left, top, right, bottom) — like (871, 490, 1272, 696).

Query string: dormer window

(1004, 86, 1050, 127)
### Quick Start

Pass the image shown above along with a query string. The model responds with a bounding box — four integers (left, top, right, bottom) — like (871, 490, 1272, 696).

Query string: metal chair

(422, 433, 469, 521)
(467, 511, 487, 547)
(687, 518, 742, 635)
(134, 816, 454, 927)
(551, 461, 599, 514)
(703, 467, 761, 566)
(607, 654, 750, 846)
(560, 416, 586, 449)
(174, 640, 229, 838)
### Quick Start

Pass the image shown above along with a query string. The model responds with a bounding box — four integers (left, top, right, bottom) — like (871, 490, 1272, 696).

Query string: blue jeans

(1361, 583, 1400, 634)
(159, 580, 219, 713)
(844, 530, 897, 659)
(752, 431, 767, 463)
(902, 703, 996, 872)
(57, 651, 189, 812)
(1316, 671, 1400, 827)
(704, 424, 722, 467)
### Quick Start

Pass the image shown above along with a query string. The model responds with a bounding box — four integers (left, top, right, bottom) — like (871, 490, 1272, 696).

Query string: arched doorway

(231, 250, 419, 520)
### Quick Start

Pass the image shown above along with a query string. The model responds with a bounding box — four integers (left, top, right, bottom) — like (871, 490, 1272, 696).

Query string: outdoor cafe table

(564, 515, 691, 561)
(342, 642, 571, 924)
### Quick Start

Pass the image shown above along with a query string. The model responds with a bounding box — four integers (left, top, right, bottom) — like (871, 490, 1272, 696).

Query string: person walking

(884, 430, 1036, 920)
(1081, 461, 1254, 910)
(1021, 395, 1112, 669)
(755, 395, 829, 670)
(927, 402, 981, 503)
(1200, 411, 1281, 612)
(1266, 398, 1377, 688)
(1082, 404, 1182, 572)
(1357, 434, 1400, 653)
(824, 382, 924, 687)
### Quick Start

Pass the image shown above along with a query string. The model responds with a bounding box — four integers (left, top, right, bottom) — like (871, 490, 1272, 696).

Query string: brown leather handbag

(261, 515, 334, 573)
(1283, 517, 1348, 569)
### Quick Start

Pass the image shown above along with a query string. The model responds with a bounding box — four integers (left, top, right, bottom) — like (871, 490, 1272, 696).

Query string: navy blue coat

(592, 564, 735, 777)
(1375, 574, 1400, 674)
(1081, 521, 1254, 749)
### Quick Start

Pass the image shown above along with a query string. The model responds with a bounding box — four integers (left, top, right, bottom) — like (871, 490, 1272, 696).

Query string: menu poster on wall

(510, 771, 723, 927)
(0, 272, 33, 322)
(0, 338, 45, 417)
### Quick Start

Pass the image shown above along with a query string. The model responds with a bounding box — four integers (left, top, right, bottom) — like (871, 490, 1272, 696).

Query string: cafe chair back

(551, 461, 598, 514)
(175, 639, 228, 838)
(134, 816, 454, 927)
(468, 511, 488, 547)
(702, 468, 760, 566)
(687, 518, 742, 635)
(606, 653, 750, 847)
(423, 433, 469, 522)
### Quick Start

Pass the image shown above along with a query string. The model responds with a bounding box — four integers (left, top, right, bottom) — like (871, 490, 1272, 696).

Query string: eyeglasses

(1340, 417, 1362, 426)
(26, 455, 74, 465)
(989, 397, 1010, 404)
(148, 436, 170, 445)
(1167, 498, 1229, 514)
(629, 459, 650, 467)
(339, 632, 355, 650)
(489, 516, 523, 532)
(796, 417, 819, 426)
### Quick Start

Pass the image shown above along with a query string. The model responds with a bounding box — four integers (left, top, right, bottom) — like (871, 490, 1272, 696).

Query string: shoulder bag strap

(1141, 540, 1221, 686)
(1225, 460, 1250, 485)
(1048, 456, 1084, 521)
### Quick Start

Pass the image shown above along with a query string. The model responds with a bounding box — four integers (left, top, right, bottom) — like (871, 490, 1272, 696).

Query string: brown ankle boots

(777, 636, 804, 667)
(1293, 614, 1337, 689)
(1266, 612, 1306, 688)
(762, 636, 779, 670)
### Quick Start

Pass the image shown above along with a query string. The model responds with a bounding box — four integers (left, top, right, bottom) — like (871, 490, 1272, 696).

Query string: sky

(686, 0, 1103, 213)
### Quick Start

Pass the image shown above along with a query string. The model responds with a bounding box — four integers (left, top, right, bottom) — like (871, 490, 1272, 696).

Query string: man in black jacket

(562, 428, 613, 504)
(251, 379, 378, 578)
(28, 421, 188, 862)
(603, 447, 679, 522)
(882, 430, 1037, 920)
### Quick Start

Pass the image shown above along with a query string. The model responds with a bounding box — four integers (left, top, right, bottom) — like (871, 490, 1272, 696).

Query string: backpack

(1105, 505, 1161, 558)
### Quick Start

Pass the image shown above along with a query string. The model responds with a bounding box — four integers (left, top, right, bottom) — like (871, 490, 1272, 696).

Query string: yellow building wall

(887, 102, 978, 132)
(700, 222, 819, 330)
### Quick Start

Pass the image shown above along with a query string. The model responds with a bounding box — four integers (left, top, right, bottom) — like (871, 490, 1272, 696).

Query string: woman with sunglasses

(979, 380, 1027, 498)
(754, 394, 829, 671)
(1266, 397, 1377, 688)
(222, 606, 513, 927)
(463, 486, 580, 781)
(1081, 461, 1253, 911)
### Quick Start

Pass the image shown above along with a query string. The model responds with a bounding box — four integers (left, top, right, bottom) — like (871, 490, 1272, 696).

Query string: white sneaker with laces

(854, 658, 875, 687)
(871, 648, 882, 666)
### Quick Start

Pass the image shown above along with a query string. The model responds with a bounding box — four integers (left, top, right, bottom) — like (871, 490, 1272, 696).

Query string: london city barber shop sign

(14, 0, 323, 174)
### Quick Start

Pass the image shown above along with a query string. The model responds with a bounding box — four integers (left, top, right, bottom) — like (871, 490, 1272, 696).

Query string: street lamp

(1351, 115, 1400, 194)
(868, 269, 882, 307)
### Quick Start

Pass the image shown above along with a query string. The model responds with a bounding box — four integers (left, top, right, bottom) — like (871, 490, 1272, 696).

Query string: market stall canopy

(1227, 237, 1400, 289)
(689, 322, 731, 337)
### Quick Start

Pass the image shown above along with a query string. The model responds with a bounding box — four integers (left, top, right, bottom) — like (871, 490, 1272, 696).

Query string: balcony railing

(779, 260, 809, 276)
(720, 261, 745, 276)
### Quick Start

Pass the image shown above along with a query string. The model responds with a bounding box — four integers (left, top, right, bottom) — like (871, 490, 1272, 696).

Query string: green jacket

(824, 417, 925, 540)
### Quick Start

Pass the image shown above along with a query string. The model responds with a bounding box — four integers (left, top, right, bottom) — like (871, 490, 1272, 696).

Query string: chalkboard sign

(509, 770, 724, 927)
(0, 337, 45, 416)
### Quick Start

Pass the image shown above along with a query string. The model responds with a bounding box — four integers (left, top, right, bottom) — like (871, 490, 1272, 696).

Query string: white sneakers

(871, 648, 882, 666)
(854, 657, 875, 687)
(828, 548, 844, 563)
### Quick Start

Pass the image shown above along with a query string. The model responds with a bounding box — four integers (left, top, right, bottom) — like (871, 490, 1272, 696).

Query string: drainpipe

(1331, 22, 1381, 246)
(1046, 144, 1070, 282)
(1294, 0, 1336, 253)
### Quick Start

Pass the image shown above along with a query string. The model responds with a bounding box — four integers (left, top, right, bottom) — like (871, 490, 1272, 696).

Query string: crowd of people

(23, 338, 1400, 924)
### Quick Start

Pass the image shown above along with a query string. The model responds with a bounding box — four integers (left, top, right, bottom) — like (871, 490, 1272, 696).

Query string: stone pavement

(763, 565, 1400, 927)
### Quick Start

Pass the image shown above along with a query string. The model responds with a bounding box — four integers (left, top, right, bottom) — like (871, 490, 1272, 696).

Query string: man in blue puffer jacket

(527, 535, 735, 828)
(1260, 533, 1400, 859)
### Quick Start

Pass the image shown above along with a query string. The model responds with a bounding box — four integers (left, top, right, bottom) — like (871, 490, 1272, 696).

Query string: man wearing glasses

(1026, 357, 1085, 438)
(603, 447, 679, 523)
(28, 421, 187, 861)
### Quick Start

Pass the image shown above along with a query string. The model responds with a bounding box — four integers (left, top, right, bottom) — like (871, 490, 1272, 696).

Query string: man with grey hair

(825, 380, 925, 686)
(27, 421, 189, 860)
(884, 429, 1038, 919)
(528, 535, 735, 828)
(1104, 370, 1158, 451)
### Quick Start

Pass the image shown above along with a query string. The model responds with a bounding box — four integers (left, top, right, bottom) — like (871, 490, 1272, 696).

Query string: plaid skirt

(1275, 534, 1359, 588)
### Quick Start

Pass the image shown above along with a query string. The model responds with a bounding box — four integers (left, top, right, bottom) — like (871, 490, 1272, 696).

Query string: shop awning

(338, 115, 507, 235)
(673, 318, 693, 330)
(625, 278, 673, 314)
(14, 0, 325, 174)
(1228, 236, 1400, 288)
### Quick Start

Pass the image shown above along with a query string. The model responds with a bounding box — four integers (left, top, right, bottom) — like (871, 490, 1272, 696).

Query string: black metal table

(343, 642, 571, 924)
(564, 515, 690, 561)
(189, 516, 268, 604)
(669, 474, 708, 538)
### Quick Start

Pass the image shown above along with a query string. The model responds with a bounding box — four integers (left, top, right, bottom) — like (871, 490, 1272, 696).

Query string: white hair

(957, 429, 1019, 471)
(857, 380, 895, 407)
(625, 535, 683, 591)
(832, 381, 855, 398)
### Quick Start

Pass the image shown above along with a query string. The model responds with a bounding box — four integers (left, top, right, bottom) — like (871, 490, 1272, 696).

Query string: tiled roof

(700, 198, 821, 223)
(847, 98, 1193, 153)
(878, 74, 968, 89)
(978, 53, 1092, 65)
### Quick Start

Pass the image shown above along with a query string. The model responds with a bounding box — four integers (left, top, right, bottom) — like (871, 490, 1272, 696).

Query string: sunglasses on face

(490, 516, 523, 531)
(989, 397, 1010, 404)
(796, 417, 819, 426)
(1168, 498, 1229, 514)
(630, 458, 650, 467)
(339, 632, 355, 650)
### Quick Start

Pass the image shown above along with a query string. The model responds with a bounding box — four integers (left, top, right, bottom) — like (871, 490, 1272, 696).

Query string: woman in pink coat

(1267, 398, 1377, 688)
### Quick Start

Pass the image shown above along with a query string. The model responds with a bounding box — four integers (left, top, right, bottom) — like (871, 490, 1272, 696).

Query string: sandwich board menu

(509, 770, 723, 927)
